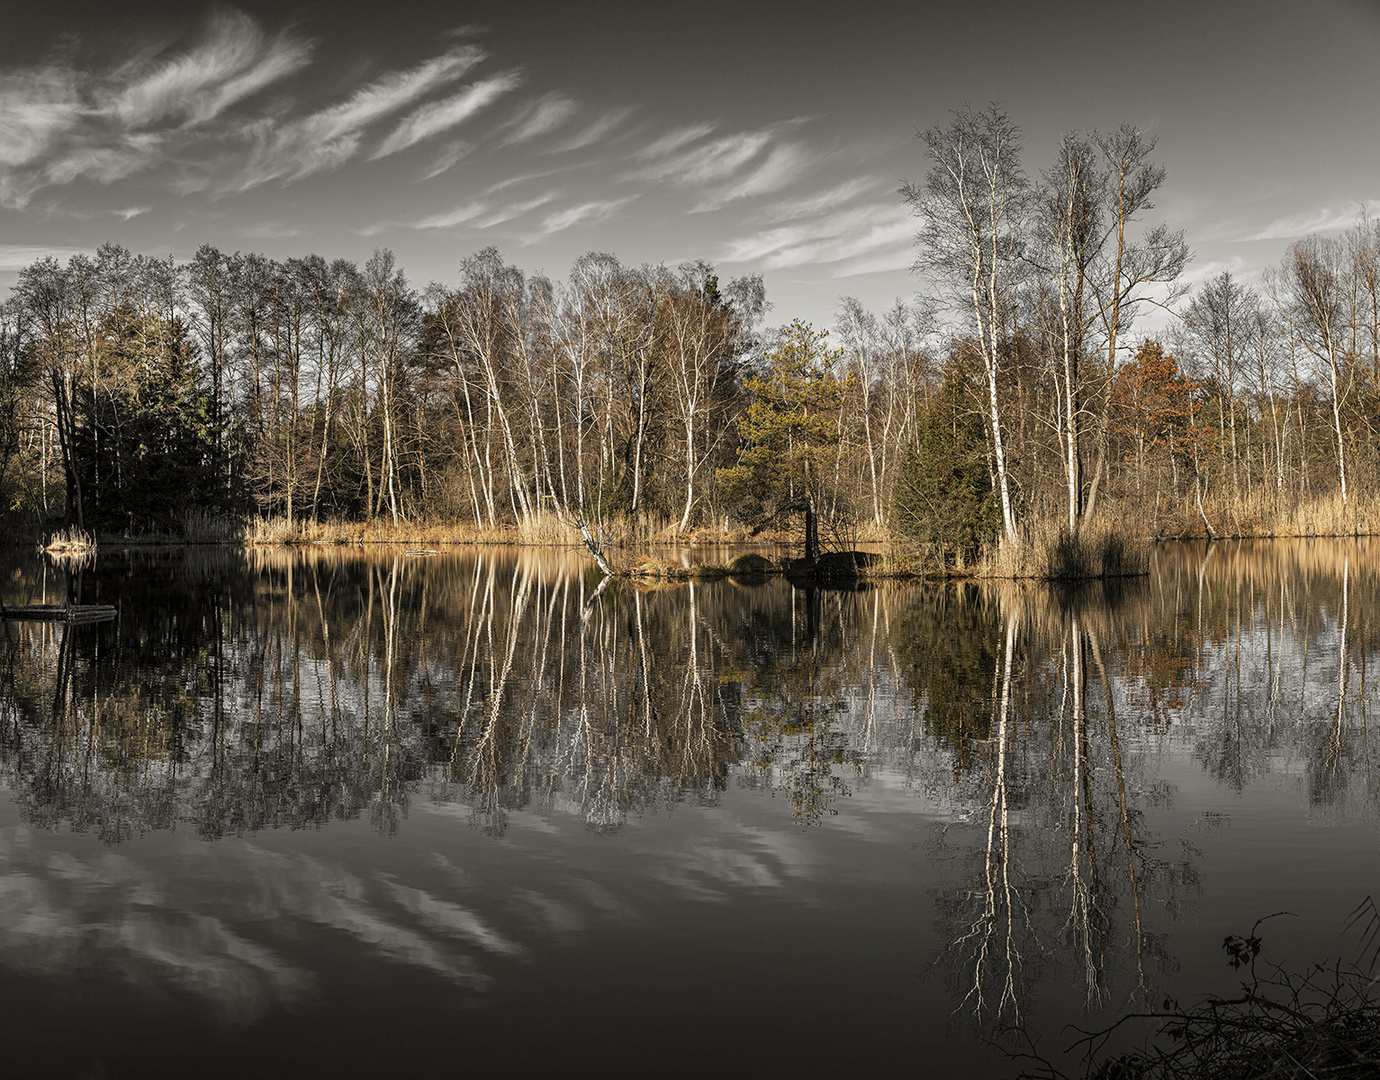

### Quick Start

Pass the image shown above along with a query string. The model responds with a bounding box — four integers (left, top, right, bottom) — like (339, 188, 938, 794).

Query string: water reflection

(930, 582, 1196, 1030)
(2, 540, 1376, 839)
(0, 538, 1377, 1052)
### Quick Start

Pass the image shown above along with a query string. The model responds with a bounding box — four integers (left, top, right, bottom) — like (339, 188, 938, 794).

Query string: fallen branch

(575, 517, 619, 577)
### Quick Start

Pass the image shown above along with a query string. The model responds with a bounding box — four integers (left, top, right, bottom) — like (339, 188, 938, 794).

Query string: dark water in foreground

(1, 539, 1378, 1077)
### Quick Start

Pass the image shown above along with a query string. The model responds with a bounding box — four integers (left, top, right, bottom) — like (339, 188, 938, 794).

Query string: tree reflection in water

(0, 538, 1377, 1048)
(926, 583, 1190, 1030)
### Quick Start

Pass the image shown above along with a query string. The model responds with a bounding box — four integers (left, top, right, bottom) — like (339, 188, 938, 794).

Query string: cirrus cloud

(111, 7, 312, 128)
(0, 9, 313, 208)
(373, 71, 523, 160)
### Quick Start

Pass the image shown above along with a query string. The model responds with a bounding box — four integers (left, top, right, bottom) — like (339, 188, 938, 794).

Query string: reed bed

(42, 526, 96, 556)
(628, 556, 732, 581)
(1259, 491, 1376, 539)
(240, 512, 708, 549)
(178, 510, 244, 544)
(242, 516, 526, 547)
(1152, 489, 1379, 540)
(42, 491, 1372, 561)
(979, 516, 1151, 581)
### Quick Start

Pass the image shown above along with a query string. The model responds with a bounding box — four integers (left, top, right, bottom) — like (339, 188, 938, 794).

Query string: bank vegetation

(2, 107, 1378, 576)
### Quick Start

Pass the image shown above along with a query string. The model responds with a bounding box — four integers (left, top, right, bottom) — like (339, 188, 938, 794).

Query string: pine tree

(717, 321, 853, 560)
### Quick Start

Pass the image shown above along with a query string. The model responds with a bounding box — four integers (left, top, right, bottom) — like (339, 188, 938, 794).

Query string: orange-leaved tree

(1112, 339, 1205, 503)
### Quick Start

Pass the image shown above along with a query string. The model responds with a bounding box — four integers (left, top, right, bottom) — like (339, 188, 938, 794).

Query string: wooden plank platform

(0, 604, 118, 623)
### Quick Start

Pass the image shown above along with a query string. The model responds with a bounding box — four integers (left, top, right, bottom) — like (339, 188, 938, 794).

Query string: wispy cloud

(420, 141, 472, 179)
(501, 94, 577, 145)
(634, 120, 814, 210)
(0, 10, 314, 208)
(475, 192, 558, 228)
(0, 243, 90, 270)
(764, 177, 883, 222)
(0, 66, 83, 169)
(721, 203, 912, 272)
(411, 191, 558, 231)
(1247, 200, 1380, 242)
(831, 246, 916, 278)
(111, 8, 312, 128)
(112, 206, 151, 220)
(231, 43, 486, 188)
(550, 108, 632, 152)
(373, 71, 522, 159)
(239, 221, 304, 239)
(413, 200, 490, 230)
(693, 142, 812, 211)
(44, 137, 163, 188)
(635, 122, 717, 161)
(637, 128, 774, 185)
(1179, 256, 1249, 289)
(530, 196, 636, 239)
(384, 881, 526, 958)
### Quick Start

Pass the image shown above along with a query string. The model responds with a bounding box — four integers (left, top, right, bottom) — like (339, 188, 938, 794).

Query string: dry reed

(242, 516, 530, 547)
(42, 525, 96, 556)
(179, 509, 243, 544)
(1159, 488, 1379, 541)
(230, 493, 1372, 558)
(979, 516, 1151, 581)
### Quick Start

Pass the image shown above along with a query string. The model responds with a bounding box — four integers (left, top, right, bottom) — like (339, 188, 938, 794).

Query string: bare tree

(1269, 235, 1351, 505)
(664, 265, 742, 531)
(1184, 272, 1255, 499)
(903, 104, 1028, 547)
(348, 250, 418, 526)
(14, 258, 85, 527)
(1081, 125, 1191, 521)
(1032, 134, 1103, 534)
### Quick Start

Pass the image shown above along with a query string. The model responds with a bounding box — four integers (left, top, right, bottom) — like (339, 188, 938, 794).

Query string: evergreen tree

(717, 320, 853, 560)
(892, 374, 1000, 569)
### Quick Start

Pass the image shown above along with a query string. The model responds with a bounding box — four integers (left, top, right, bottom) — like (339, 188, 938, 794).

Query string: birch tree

(663, 265, 744, 531)
(1032, 134, 1102, 534)
(1184, 272, 1253, 498)
(903, 104, 1028, 548)
(1270, 236, 1351, 505)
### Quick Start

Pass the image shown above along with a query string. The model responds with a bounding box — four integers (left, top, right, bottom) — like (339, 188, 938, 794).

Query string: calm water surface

(1, 540, 1377, 1077)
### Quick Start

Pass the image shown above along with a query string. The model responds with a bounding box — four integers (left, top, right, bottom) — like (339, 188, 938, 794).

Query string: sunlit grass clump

(42, 525, 96, 556)
(980, 517, 1150, 581)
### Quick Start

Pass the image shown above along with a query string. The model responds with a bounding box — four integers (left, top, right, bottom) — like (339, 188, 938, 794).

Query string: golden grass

(42, 525, 96, 555)
(979, 515, 1151, 581)
(234, 509, 801, 550)
(629, 556, 731, 580)
(1261, 491, 1377, 539)
(1157, 487, 1379, 540)
(515, 514, 580, 546)
(228, 490, 1376, 558)
(859, 550, 949, 580)
(242, 516, 531, 547)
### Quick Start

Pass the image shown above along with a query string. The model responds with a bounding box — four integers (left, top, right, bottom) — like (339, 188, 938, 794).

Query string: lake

(1, 539, 1376, 1077)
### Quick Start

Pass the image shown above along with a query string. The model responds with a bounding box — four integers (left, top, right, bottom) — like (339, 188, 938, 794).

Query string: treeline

(897, 107, 1380, 555)
(0, 243, 781, 534)
(2, 107, 1378, 553)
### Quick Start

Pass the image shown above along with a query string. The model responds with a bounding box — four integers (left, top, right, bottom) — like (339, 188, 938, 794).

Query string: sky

(3, 0, 1379, 337)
